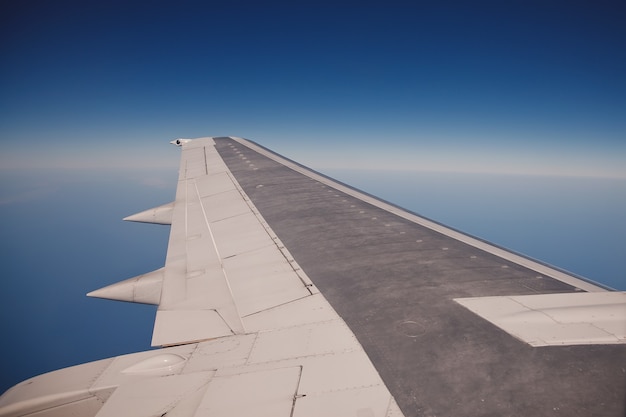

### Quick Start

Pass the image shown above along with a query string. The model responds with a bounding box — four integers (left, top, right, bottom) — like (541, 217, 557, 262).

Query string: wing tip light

(170, 138, 192, 146)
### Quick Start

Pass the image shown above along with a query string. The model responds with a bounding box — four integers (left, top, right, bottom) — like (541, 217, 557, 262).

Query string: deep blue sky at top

(1, 0, 625, 176)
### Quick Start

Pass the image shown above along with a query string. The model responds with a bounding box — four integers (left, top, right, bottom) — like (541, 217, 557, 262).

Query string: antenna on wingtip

(170, 138, 192, 146)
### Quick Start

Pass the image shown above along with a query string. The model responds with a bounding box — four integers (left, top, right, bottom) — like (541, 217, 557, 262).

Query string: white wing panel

(224, 245, 312, 317)
(183, 334, 257, 373)
(243, 293, 339, 332)
(182, 147, 209, 179)
(94, 372, 213, 417)
(247, 320, 357, 364)
(294, 385, 394, 417)
(211, 212, 274, 258)
(195, 367, 301, 417)
(195, 172, 237, 197)
(199, 190, 250, 224)
(152, 310, 234, 346)
(152, 138, 313, 346)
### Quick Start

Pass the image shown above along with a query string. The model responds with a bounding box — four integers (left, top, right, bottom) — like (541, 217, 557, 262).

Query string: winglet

(87, 268, 164, 305)
(123, 202, 174, 225)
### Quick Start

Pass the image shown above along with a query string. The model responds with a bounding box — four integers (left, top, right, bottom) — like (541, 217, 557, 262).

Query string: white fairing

(0, 137, 404, 417)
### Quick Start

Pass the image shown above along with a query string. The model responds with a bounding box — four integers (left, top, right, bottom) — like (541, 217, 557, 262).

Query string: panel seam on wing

(223, 169, 316, 294)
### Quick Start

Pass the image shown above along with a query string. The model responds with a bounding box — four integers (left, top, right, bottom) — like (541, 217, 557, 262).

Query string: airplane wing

(1, 136, 624, 417)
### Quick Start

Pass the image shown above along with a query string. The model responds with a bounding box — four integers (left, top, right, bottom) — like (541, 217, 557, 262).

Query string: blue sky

(1, 0, 625, 393)
(1, 1, 625, 176)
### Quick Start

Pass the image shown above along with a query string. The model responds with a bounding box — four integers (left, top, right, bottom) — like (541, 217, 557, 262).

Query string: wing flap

(225, 245, 312, 317)
(196, 367, 301, 417)
(152, 310, 234, 346)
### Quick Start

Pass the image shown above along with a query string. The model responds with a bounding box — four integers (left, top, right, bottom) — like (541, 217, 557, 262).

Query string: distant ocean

(325, 169, 626, 290)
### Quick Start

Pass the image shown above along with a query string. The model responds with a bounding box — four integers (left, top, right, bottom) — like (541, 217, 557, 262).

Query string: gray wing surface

(0, 136, 624, 417)
(216, 137, 626, 416)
